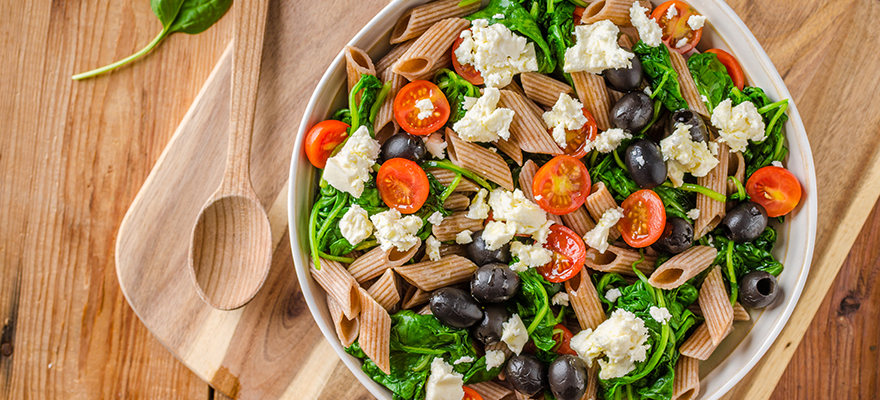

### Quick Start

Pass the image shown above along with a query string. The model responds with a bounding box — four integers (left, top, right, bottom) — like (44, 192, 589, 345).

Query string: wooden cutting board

(115, 0, 880, 399)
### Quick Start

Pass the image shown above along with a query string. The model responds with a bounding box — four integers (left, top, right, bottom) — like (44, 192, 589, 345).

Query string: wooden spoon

(189, 0, 272, 310)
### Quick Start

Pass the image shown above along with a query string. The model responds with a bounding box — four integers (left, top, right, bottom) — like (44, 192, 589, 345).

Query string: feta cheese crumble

(543, 93, 589, 148)
(666, 5, 678, 19)
(428, 211, 445, 226)
(659, 123, 719, 185)
(370, 209, 423, 251)
(492, 13, 505, 19)
(426, 358, 465, 400)
(630, 3, 662, 47)
(605, 288, 622, 303)
(649, 306, 673, 324)
(570, 309, 651, 380)
(711, 99, 766, 153)
(453, 356, 474, 365)
(485, 350, 505, 370)
(501, 314, 529, 355)
(323, 126, 380, 198)
(454, 19, 539, 88)
(583, 207, 624, 254)
(486, 189, 550, 248)
(426, 235, 442, 261)
(771, 160, 784, 168)
(453, 87, 515, 142)
(564, 21, 634, 74)
(339, 204, 373, 246)
(424, 132, 447, 159)
(467, 188, 490, 220)
(687, 14, 706, 30)
(593, 128, 633, 153)
(481, 221, 517, 251)
(456, 229, 474, 244)
(509, 241, 553, 272)
(687, 208, 701, 220)
(552, 292, 570, 307)
(415, 98, 435, 120)
(675, 37, 689, 49)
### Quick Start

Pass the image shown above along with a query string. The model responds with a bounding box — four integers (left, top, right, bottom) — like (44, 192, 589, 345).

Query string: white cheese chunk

(570, 309, 650, 380)
(630, 3, 662, 47)
(481, 221, 517, 251)
(666, 5, 678, 19)
(416, 98, 435, 120)
(552, 292, 570, 307)
(428, 211, 445, 226)
(710, 99, 767, 153)
(543, 93, 588, 149)
(593, 128, 632, 153)
(322, 126, 380, 198)
(564, 21, 634, 74)
(370, 209, 423, 252)
(456, 229, 474, 244)
(687, 14, 706, 30)
(771, 160, 783, 168)
(659, 123, 720, 185)
(453, 87, 515, 142)
(339, 204, 373, 246)
(454, 19, 539, 88)
(488, 189, 549, 242)
(649, 306, 673, 324)
(423, 132, 447, 159)
(426, 358, 465, 400)
(605, 288, 622, 303)
(485, 349, 506, 370)
(426, 235, 442, 261)
(687, 208, 701, 220)
(492, 13, 505, 19)
(509, 241, 553, 272)
(675, 37, 689, 49)
(501, 314, 529, 355)
(453, 356, 474, 365)
(583, 207, 624, 254)
(467, 188, 490, 220)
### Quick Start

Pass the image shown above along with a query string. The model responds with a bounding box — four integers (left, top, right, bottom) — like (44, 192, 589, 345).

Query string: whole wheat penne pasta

(648, 246, 718, 289)
(733, 302, 750, 321)
(409, 50, 453, 81)
(390, 0, 479, 44)
(392, 18, 469, 81)
(565, 268, 606, 330)
(327, 295, 359, 348)
(571, 71, 612, 131)
(618, 32, 635, 49)
(497, 90, 564, 155)
(727, 151, 745, 195)
(432, 211, 485, 241)
(375, 40, 415, 76)
(585, 182, 621, 240)
(348, 241, 421, 283)
(695, 142, 729, 239)
(467, 381, 513, 400)
(402, 285, 432, 309)
(440, 243, 467, 258)
(358, 288, 391, 374)
(519, 160, 564, 225)
(576, 366, 599, 400)
(443, 193, 471, 210)
(394, 255, 478, 291)
(580, 0, 639, 26)
(485, 341, 514, 360)
(374, 69, 406, 144)
(562, 206, 596, 237)
(680, 322, 730, 360)
(672, 356, 700, 400)
(310, 258, 360, 319)
(366, 269, 401, 312)
(669, 50, 710, 117)
(585, 245, 656, 276)
(425, 167, 480, 192)
(515, 391, 534, 400)
(446, 129, 515, 190)
(521, 72, 575, 108)
(504, 80, 546, 116)
(494, 137, 524, 166)
(345, 46, 376, 96)
(699, 266, 734, 346)
(417, 303, 433, 315)
(607, 87, 625, 104)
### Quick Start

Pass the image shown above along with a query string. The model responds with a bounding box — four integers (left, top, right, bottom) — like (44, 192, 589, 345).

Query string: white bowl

(288, 1, 818, 399)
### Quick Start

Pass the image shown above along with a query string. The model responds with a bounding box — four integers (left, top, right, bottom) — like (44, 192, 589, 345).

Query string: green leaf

(168, 0, 234, 35)
(687, 52, 736, 112)
(633, 41, 688, 113)
(434, 69, 480, 124)
(151, 0, 186, 29)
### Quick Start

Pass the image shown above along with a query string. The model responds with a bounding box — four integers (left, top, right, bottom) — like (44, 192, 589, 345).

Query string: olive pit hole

(757, 278, 773, 295)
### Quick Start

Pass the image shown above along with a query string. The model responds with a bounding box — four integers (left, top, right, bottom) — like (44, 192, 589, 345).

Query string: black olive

(379, 132, 427, 163)
(548, 355, 588, 400)
(471, 304, 511, 345)
(652, 217, 694, 254)
(739, 271, 779, 308)
(465, 230, 512, 266)
(602, 56, 643, 92)
(722, 202, 768, 243)
(471, 263, 520, 303)
(506, 354, 547, 397)
(429, 287, 483, 328)
(645, 108, 669, 143)
(625, 139, 666, 189)
(611, 92, 654, 133)
(666, 109, 709, 143)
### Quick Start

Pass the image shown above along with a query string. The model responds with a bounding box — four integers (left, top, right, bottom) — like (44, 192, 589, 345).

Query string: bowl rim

(288, 1, 818, 399)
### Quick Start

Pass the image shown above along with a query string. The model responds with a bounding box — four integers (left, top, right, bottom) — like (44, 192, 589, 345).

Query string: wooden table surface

(1, 0, 878, 399)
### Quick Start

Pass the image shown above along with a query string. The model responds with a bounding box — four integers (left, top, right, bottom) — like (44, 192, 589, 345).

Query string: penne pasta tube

(497, 90, 564, 155)
(467, 381, 513, 400)
(358, 288, 391, 374)
(580, 366, 599, 400)
(680, 322, 730, 360)
(392, 18, 469, 81)
(348, 241, 421, 283)
(409, 50, 453, 81)
(417, 303, 433, 315)
(562, 206, 596, 237)
(580, 0, 640, 26)
(443, 193, 471, 210)
(672, 356, 700, 400)
(520, 72, 575, 108)
(607, 87, 625, 104)
(565, 268, 606, 330)
(394, 255, 478, 291)
(571, 71, 612, 131)
(485, 341, 514, 360)
(327, 295, 359, 348)
(366, 268, 401, 312)
(446, 128, 515, 190)
(374, 69, 406, 144)
(585, 245, 656, 276)
(344, 46, 376, 97)
(519, 160, 564, 225)
(402, 285, 432, 309)
(432, 211, 485, 241)
(647, 246, 718, 289)
(695, 142, 730, 239)
(494, 136, 524, 166)
(699, 266, 734, 346)
(733, 301, 751, 321)
(669, 49, 710, 117)
(439, 243, 467, 258)
(585, 182, 621, 240)
(503, 80, 546, 117)
(728, 151, 745, 195)
(310, 258, 360, 319)
(375, 40, 415, 76)
(389, 0, 479, 44)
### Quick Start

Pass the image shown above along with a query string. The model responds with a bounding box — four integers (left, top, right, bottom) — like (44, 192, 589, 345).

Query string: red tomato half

(746, 166, 802, 217)
(557, 108, 598, 158)
(619, 189, 666, 248)
(451, 30, 484, 86)
(538, 225, 587, 283)
(463, 387, 484, 400)
(394, 81, 450, 136)
(706, 48, 745, 90)
(304, 120, 350, 168)
(573, 6, 586, 25)
(552, 324, 578, 355)
(651, 0, 703, 54)
(532, 155, 592, 215)
(377, 158, 430, 214)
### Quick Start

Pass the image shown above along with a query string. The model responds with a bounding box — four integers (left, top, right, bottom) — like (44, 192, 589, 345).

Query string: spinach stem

(726, 240, 738, 304)
(570, 0, 589, 6)
(458, 0, 481, 6)
(309, 198, 327, 270)
(399, 344, 445, 355)
(613, 149, 627, 170)
(354, 240, 378, 251)
(423, 160, 493, 190)
(72, 28, 169, 80)
(440, 173, 462, 202)
(527, 280, 550, 335)
(369, 81, 392, 126)
(317, 193, 349, 244)
(663, 181, 726, 202)
(318, 252, 355, 263)
(727, 176, 746, 200)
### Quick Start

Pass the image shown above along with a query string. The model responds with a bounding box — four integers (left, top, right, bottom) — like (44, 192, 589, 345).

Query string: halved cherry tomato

(304, 120, 349, 168)
(377, 158, 430, 214)
(573, 6, 586, 25)
(463, 387, 484, 400)
(706, 48, 745, 90)
(451, 30, 484, 86)
(746, 166, 801, 217)
(532, 155, 592, 215)
(538, 225, 587, 283)
(619, 189, 666, 248)
(394, 80, 450, 136)
(556, 108, 598, 158)
(552, 324, 578, 355)
(651, 0, 703, 54)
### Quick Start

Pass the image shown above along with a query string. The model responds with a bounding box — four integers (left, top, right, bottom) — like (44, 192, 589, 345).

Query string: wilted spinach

(633, 41, 688, 113)
(687, 52, 736, 111)
(708, 226, 784, 303)
(510, 268, 567, 361)
(434, 69, 480, 124)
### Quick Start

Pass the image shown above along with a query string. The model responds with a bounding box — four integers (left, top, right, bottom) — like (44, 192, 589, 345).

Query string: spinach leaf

(736, 87, 789, 177)
(687, 52, 736, 111)
(349, 74, 385, 135)
(542, 1, 576, 82)
(707, 226, 783, 303)
(590, 152, 640, 202)
(466, 0, 556, 73)
(510, 268, 566, 361)
(434, 69, 480, 124)
(633, 41, 688, 113)
(73, 0, 232, 80)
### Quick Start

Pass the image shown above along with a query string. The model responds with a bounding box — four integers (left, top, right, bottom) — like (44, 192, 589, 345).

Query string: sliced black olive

(611, 92, 654, 133)
(548, 355, 588, 400)
(722, 201, 768, 243)
(602, 56, 643, 92)
(465, 230, 512, 266)
(652, 217, 694, 254)
(666, 109, 709, 143)
(471, 304, 511, 345)
(739, 271, 779, 308)
(625, 139, 666, 189)
(471, 263, 520, 303)
(429, 287, 483, 328)
(379, 132, 427, 164)
(506, 354, 547, 397)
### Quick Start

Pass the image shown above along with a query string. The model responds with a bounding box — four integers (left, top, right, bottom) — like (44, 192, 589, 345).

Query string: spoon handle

(224, 0, 271, 193)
